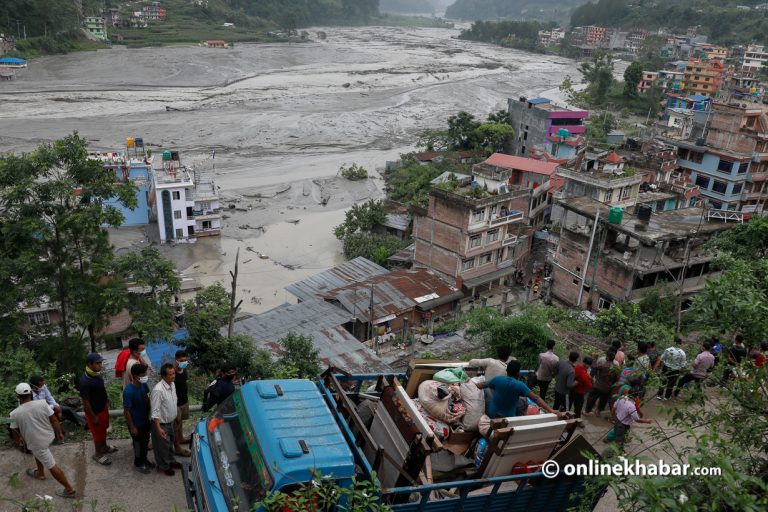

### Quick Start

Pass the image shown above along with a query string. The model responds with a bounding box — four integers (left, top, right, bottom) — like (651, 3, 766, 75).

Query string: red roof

(603, 151, 623, 164)
(483, 153, 559, 176)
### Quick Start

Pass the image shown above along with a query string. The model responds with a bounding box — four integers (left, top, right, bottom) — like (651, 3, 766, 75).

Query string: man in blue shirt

(477, 360, 560, 418)
(123, 363, 152, 474)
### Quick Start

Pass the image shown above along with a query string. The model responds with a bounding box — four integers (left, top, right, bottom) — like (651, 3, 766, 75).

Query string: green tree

(0, 133, 136, 370)
(487, 109, 513, 125)
(183, 283, 256, 376)
(623, 61, 644, 98)
(579, 52, 614, 105)
(333, 200, 387, 240)
(416, 129, 450, 152)
(114, 247, 180, 341)
(447, 111, 482, 150)
(595, 302, 674, 351)
(276, 332, 322, 379)
(475, 123, 515, 154)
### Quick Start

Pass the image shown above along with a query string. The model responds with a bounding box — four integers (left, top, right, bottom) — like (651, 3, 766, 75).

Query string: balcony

(557, 168, 642, 189)
(191, 208, 221, 220)
(502, 234, 528, 247)
(490, 210, 524, 226)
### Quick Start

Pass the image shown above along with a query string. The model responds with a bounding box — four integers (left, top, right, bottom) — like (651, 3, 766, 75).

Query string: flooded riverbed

(1, 25, 583, 312)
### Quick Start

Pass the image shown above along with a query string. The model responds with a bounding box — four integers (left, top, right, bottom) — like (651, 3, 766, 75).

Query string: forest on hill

(571, 0, 768, 45)
(446, 0, 587, 22)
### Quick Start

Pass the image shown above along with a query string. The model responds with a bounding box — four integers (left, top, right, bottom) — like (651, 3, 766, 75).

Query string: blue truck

(183, 367, 603, 512)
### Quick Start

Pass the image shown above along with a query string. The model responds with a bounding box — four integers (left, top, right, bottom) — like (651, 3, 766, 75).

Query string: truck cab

(186, 379, 356, 511)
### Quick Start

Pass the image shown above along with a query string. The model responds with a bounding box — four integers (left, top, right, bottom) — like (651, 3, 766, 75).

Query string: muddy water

(1, 25, 583, 312)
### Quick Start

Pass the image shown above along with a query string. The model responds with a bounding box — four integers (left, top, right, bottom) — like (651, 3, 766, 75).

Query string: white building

(742, 44, 768, 73)
(151, 152, 221, 243)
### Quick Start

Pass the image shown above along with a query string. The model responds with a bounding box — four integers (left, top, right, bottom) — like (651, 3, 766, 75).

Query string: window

(28, 311, 50, 326)
(175, 228, 184, 238)
(688, 152, 703, 164)
(604, 189, 613, 203)
(695, 175, 710, 189)
(479, 252, 492, 265)
(200, 201, 211, 212)
(621, 186, 632, 200)
(173, 210, 182, 219)
(710, 201, 722, 210)
(472, 209, 485, 223)
(487, 230, 499, 243)
(598, 296, 613, 310)
(717, 159, 734, 174)
(172, 191, 181, 200)
(469, 235, 482, 248)
(462, 258, 475, 271)
(732, 182, 743, 194)
(712, 180, 728, 194)
(738, 162, 749, 174)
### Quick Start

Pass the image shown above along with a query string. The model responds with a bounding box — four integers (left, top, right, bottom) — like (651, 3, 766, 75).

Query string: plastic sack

(433, 367, 469, 384)
(606, 428, 616, 442)
(417, 380, 465, 423)
(459, 381, 485, 431)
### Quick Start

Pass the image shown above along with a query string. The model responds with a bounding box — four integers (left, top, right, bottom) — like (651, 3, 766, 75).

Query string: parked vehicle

(183, 364, 604, 512)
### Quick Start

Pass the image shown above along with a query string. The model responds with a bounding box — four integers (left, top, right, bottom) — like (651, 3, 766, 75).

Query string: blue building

(674, 141, 751, 210)
(90, 144, 152, 226)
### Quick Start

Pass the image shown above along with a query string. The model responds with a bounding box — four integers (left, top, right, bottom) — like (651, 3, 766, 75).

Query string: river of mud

(1, 25, 585, 313)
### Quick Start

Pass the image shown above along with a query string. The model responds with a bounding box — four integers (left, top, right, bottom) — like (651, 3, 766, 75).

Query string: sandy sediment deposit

(4, 25, 585, 313)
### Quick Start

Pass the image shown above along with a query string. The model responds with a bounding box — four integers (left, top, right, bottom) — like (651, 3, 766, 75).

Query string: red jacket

(573, 364, 593, 395)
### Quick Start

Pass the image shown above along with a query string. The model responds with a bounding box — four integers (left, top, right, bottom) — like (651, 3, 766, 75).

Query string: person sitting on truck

(476, 360, 560, 419)
(469, 345, 515, 381)
(202, 363, 237, 411)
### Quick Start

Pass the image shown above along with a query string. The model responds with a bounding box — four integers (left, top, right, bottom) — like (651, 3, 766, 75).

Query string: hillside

(380, 0, 434, 14)
(571, 0, 768, 45)
(446, 0, 587, 22)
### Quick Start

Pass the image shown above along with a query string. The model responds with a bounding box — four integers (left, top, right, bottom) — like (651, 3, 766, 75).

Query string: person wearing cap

(80, 353, 117, 465)
(9, 383, 77, 499)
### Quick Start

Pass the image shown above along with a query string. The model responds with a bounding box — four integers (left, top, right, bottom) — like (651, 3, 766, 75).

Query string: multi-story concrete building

(507, 96, 589, 156)
(583, 26, 608, 45)
(412, 172, 533, 296)
(151, 151, 221, 242)
(683, 58, 725, 97)
(638, 71, 658, 94)
(667, 102, 768, 212)
(556, 151, 643, 210)
(742, 44, 768, 74)
(550, 196, 733, 312)
(89, 141, 153, 226)
(83, 16, 108, 41)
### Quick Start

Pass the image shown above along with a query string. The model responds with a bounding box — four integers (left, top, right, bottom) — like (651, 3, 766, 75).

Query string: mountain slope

(446, 0, 588, 21)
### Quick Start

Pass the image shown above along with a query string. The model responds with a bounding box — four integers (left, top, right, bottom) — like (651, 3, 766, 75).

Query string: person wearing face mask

(79, 353, 116, 466)
(173, 350, 191, 457)
(123, 338, 153, 389)
(202, 362, 238, 412)
(123, 363, 153, 474)
(29, 375, 87, 430)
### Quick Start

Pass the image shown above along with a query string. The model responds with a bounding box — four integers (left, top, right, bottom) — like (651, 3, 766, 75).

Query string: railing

(557, 168, 641, 188)
(489, 210, 524, 225)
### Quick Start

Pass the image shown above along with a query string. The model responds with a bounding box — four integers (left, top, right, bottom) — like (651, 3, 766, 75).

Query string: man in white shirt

(656, 337, 687, 401)
(10, 383, 76, 499)
(151, 363, 179, 476)
(535, 339, 560, 401)
(469, 345, 515, 381)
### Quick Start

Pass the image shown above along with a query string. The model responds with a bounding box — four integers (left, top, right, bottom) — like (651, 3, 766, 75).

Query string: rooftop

(481, 153, 560, 176)
(229, 299, 390, 374)
(285, 257, 388, 302)
(323, 269, 461, 323)
(558, 196, 734, 244)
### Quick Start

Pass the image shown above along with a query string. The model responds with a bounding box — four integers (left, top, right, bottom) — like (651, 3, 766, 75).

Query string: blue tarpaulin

(0, 57, 27, 64)
(145, 328, 188, 369)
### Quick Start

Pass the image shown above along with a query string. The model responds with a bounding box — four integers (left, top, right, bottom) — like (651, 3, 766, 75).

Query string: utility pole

(576, 210, 600, 308)
(227, 248, 242, 338)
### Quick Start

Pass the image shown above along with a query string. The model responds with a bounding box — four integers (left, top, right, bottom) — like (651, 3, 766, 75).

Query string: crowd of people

(8, 338, 239, 500)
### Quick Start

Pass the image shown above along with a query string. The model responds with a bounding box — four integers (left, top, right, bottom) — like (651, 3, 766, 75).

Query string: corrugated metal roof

(528, 97, 551, 105)
(229, 299, 390, 374)
(324, 269, 460, 322)
(383, 213, 411, 232)
(284, 257, 388, 302)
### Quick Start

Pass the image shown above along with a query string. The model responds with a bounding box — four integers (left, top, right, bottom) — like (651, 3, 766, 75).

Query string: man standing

(612, 341, 626, 367)
(30, 375, 87, 429)
(469, 345, 514, 381)
(151, 363, 180, 476)
(656, 337, 687, 401)
(535, 340, 559, 401)
(173, 350, 191, 457)
(10, 383, 77, 499)
(80, 353, 115, 465)
(585, 350, 620, 418)
(123, 363, 153, 474)
(722, 335, 748, 382)
(476, 360, 560, 419)
(571, 356, 593, 419)
(123, 338, 152, 389)
(553, 352, 579, 411)
(612, 386, 652, 451)
(674, 341, 715, 399)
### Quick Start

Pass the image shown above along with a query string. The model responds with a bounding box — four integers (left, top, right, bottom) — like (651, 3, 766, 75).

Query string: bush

(341, 233, 410, 265)
(340, 163, 368, 181)
(465, 308, 554, 369)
